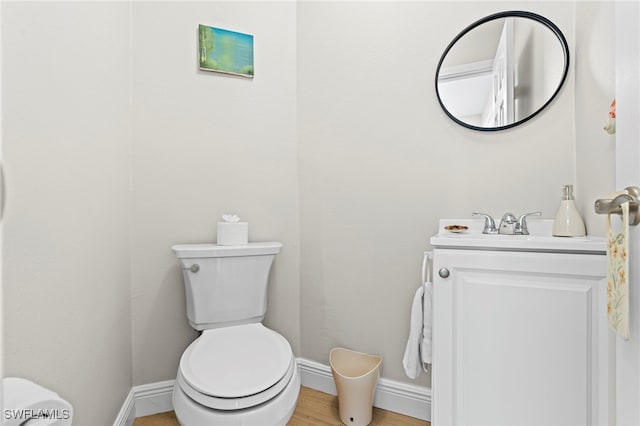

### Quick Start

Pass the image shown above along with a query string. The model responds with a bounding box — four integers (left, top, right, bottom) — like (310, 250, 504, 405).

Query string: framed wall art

(198, 24, 254, 78)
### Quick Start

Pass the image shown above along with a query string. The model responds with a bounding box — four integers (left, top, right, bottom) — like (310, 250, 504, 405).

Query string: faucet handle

(516, 211, 542, 235)
(472, 212, 498, 234)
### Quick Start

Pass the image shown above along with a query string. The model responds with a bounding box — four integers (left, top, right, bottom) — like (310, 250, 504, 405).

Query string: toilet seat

(178, 323, 294, 410)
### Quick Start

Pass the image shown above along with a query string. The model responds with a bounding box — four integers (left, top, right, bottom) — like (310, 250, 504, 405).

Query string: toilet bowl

(1, 378, 73, 426)
(171, 242, 300, 425)
(173, 323, 300, 425)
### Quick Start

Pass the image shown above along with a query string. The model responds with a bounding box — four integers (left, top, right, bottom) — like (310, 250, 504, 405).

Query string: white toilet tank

(172, 242, 282, 330)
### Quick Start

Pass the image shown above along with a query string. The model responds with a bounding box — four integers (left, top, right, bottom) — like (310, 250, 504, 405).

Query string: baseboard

(112, 380, 175, 426)
(113, 358, 431, 425)
(297, 357, 431, 422)
(112, 387, 136, 426)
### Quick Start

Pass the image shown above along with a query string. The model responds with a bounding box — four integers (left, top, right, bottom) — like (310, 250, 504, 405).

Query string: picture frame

(198, 24, 254, 78)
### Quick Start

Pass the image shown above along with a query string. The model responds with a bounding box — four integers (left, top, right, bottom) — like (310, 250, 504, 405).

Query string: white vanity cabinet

(430, 221, 611, 426)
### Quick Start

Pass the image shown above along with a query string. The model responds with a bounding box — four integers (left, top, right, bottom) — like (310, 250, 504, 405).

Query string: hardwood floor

(134, 410, 178, 426)
(133, 386, 430, 426)
(287, 387, 429, 426)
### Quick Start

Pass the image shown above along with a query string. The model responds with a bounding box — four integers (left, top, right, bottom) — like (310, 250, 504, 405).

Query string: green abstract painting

(199, 24, 254, 78)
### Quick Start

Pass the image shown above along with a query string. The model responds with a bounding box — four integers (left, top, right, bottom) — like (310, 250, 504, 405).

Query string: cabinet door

(432, 249, 610, 426)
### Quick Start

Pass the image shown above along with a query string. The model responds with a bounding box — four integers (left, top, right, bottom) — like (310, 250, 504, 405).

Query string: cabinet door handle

(439, 268, 450, 278)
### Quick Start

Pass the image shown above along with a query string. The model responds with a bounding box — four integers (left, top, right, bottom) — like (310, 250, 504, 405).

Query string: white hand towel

(403, 286, 425, 379)
(422, 280, 433, 365)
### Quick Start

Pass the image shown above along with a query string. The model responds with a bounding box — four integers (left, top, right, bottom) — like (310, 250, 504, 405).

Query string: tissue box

(217, 222, 248, 245)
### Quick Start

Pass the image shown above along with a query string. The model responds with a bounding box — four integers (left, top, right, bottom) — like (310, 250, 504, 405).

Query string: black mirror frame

(435, 10, 570, 132)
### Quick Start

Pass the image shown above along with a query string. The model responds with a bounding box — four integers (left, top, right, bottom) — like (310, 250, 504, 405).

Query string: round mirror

(435, 11, 569, 131)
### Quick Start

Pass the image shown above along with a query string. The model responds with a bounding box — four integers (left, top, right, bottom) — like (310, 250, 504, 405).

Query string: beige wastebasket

(330, 347, 382, 426)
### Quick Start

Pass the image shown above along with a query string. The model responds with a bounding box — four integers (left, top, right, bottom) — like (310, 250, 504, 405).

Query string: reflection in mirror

(435, 11, 569, 131)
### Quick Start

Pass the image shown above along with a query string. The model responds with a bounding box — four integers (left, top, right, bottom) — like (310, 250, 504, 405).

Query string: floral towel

(607, 195, 629, 340)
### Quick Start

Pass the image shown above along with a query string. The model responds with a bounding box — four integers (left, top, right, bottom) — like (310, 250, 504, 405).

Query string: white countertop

(430, 219, 606, 254)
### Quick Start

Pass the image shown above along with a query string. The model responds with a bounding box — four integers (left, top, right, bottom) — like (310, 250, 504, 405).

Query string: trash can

(330, 347, 382, 426)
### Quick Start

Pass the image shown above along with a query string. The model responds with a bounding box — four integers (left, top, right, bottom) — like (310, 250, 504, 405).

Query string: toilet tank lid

(172, 242, 282, 258)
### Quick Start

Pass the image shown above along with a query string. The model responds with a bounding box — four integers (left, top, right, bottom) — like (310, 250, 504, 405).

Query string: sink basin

(430, 219, 606, 253)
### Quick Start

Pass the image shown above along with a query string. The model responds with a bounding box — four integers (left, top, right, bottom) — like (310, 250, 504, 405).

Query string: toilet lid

(179, 323, 293, 399)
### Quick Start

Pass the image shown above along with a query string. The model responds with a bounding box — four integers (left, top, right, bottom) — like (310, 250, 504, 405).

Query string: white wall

(1, 2, 132, 424)
(130, 1, 300, 385)
(0, 0, 615, 423)
(575, 1, 616, 236)
(297, 0, 580, 385)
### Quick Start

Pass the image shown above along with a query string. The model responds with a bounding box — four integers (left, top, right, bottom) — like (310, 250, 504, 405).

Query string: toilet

(1, 377, 73, 426)
(171, 242, 300, 426)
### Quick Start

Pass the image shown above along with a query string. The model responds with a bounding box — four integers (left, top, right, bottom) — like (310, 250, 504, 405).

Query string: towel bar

(594, 186, 640, 226)
(422, 251, 433, 285)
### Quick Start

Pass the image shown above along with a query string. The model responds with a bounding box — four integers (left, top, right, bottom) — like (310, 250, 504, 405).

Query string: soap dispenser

(552, 184, 586, 237)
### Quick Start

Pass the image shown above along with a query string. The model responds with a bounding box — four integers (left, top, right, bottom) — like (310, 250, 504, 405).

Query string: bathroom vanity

(430, 219, 611, 425)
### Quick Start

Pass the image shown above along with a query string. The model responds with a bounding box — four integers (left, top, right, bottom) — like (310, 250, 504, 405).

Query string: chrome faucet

(472, 212, 498, 234)
(473, 211, 542, 235)
(498, 212, 517, 234)
(515, 211, 542, 235)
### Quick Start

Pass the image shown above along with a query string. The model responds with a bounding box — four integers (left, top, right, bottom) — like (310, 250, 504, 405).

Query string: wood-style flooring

(133, 386, 430, 426)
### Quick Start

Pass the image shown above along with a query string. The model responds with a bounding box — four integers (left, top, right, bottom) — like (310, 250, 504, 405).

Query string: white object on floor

(1, 377, 73, 426)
